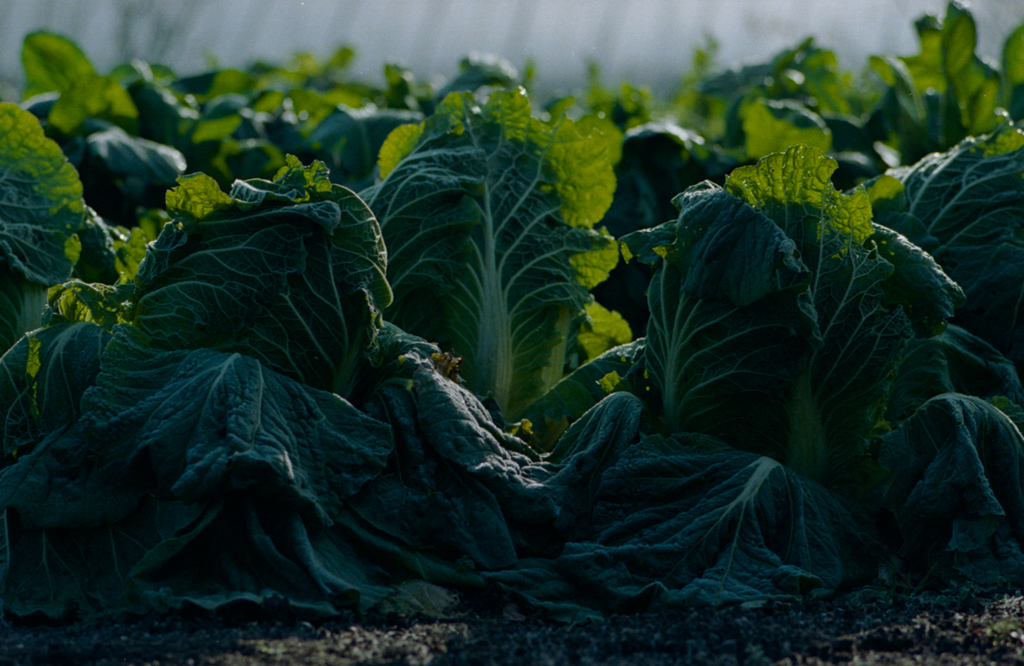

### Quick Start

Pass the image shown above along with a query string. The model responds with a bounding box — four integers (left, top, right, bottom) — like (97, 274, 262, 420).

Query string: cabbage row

(3, 2, 1024, 621)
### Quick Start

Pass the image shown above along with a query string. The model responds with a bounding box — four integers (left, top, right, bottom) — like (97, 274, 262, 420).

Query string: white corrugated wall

(1, 0, 1021, 99)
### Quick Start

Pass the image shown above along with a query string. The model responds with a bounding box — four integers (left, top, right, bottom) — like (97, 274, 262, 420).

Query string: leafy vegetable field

(3, 0, 1024, 624)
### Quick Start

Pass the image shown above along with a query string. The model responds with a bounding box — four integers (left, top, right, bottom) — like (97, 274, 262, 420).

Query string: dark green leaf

(881, 394, 1024, 584)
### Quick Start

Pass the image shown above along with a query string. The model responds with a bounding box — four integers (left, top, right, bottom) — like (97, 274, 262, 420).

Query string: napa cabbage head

(361, 87, 618, 420)
(125, 155, 391, 396)
(624, 145, 963, 492)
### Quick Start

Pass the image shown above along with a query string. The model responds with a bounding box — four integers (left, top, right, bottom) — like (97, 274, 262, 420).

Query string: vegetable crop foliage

(3, 1, 1024, 622)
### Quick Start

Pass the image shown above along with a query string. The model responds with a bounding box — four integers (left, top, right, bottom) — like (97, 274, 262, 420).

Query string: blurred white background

(1, 0, 1021, 98)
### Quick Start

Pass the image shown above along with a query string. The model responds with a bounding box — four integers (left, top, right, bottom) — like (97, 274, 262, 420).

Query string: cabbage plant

(0, 103, 84, 354)
(361, 88, 617, 420)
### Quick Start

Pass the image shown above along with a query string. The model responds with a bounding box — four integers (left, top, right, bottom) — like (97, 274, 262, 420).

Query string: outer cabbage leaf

(76, 125, 187, 226)
(0, 102, 84, 352)
(130, 156, 391, 395)
(888, 325, 1024, 423)
(349, 330, 644, 580)
(78, 326, 392, 519)
(624, 146, 960, 491)
(491, 433, 878, 620)
(353, 329, 555, 571)
(0, 323, 397, 619)
(361, 88, 616, 420)
(520, 339, 646, 453)
(0, 497, 207, 619)
(880, 124, 1024, 371)
(880, 394, 1024, 584)
(0, 322, 111, 459)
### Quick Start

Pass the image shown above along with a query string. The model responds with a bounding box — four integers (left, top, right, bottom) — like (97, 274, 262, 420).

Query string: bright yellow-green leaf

(577, 302, 633, 362)
(727, 145, 873, 244)
(165, 172, 235, 222)
(571, 228, 619, 290)
(48, 74, 139, 136)
(574, 114, 623, 167)
(25, 334, 42, 382)
(902, 17, 946, 94)
(1005, 24, 1024, 87)
(741, 100, 832, 160)
(113, 227, 149, 280)
(597, 370, 623, 393)
(63, 234, 82, 267)
(21, 31, 96, 99)
(0, 102, 83, 286)
(378, 123, 423, 178)
(191, 115, 243, 143)
(865, 174, 905, 208)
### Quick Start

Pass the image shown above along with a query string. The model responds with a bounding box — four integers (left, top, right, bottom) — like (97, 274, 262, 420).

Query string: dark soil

(5, 586, 1024, 666)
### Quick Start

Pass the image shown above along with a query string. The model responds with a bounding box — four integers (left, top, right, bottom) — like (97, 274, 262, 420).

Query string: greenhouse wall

(1, 0, 1020, 99)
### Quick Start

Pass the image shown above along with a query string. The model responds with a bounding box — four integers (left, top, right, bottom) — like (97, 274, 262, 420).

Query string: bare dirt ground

(4, 585, 1024, 665)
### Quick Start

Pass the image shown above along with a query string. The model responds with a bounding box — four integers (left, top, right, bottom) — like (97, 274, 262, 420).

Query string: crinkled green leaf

(43, 280, 134, 331)
(133, 156, 390, 394)
(363, 88, 616, 419)
(576, 302, 633, 362)
(881, 394, 1024, 584)
(0, 103, 83, 286)
(164, 172, 235, 221)
(520, 340, 646, 454)
(351, 328, 559, 570)
(0, 321, 111, 458)
(868, 223, 964, 336)
(725, 145, 873, 246)
(80, 325, 392, 516)
(492, 433, 877, 619)
(889, 325, 1024, 423)
(885, 124, 1024, 371)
